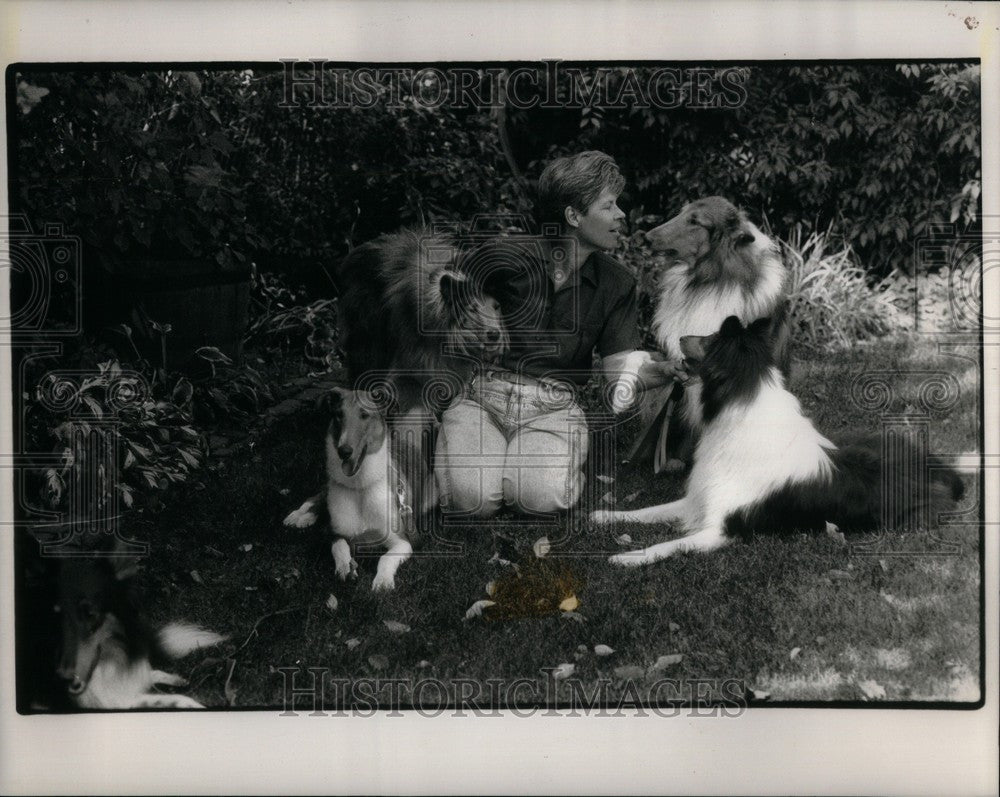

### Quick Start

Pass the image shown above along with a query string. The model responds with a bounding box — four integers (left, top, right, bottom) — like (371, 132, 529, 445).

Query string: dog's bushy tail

(158, 623, 228, 659)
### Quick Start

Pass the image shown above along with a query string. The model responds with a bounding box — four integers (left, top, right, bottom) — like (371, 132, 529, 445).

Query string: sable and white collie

(595, 311, 965, 566)
(630, 197, 790, 472)
(283, 387, 436, 591)
(337, 228, 509, 414)
(56, 555, 226, 709)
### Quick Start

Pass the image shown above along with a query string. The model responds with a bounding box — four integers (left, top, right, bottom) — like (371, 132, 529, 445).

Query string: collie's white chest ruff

(326, 442, 402, 542)
(651, 245, 786, 428)
(651, 250, 786, 360)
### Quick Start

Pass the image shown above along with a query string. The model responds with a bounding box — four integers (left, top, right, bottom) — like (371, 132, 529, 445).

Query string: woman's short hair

(536, 150, 626, 228)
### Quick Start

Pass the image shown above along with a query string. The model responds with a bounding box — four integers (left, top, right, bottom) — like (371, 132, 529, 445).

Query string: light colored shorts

(434, 369, 589, 518)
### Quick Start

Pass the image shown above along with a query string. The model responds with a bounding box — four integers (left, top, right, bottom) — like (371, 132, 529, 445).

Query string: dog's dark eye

(359, 411, 370, 420)
(688, 217, 699, 225)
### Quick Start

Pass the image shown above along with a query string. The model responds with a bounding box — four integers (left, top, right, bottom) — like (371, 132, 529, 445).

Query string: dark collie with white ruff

(284, 386, 436, 591)
(55, 554, 226, 708)
(337, 228, 509, 414)
(630, 196, 790, 472)
(596, 311, 965, 566)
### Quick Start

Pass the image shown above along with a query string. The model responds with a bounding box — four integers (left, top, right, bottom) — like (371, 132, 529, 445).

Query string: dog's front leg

(609, 526, 729, 567)
(284, 492, 325, 529)
(371, 536, 413, 592)
(331, 537, 358, 581)
(591, 497, 691, 526)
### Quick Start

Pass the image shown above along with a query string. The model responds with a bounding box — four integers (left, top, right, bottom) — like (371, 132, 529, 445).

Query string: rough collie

(630, 197, 790, 472)
(284, 386, 435, 591)
(595, 312, 965, 566)
(336, 228, 509, 414)
(56, 556, 226, 709)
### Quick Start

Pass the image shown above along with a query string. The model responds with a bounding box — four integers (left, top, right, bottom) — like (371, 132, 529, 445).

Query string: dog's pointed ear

(438, 271, 467, 308)
(748, 316, 772, 335)
(318, 386, 345, 412)
(720, 316, 743, 336)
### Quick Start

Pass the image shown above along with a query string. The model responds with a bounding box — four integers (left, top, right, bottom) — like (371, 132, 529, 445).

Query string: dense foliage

(15, 62, 980, 283)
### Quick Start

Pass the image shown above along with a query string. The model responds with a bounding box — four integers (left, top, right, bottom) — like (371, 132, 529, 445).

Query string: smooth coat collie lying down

(594, 313, 965, 566)
(284, 387, 436, 591)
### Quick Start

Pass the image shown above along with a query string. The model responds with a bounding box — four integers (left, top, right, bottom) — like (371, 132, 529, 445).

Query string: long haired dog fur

(56, 555, 226, 709)
(595, 312, 965, 566)
(632, 197, 790, 471)
(336, 228, 509, 413)
(283, 386, 435, 592)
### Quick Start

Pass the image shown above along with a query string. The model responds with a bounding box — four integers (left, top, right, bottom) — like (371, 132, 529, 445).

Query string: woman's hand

(639, 352, 691, 389)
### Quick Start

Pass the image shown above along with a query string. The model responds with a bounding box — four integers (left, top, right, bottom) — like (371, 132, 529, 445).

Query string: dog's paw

(283, 507, 317, 529)
(608, 551, 647, 568)
(371, 573, 395, 592)
(590, 509, 616, 525)
(335, 558, 359, 581)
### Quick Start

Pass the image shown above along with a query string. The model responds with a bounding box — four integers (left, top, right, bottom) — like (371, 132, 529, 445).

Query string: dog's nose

(486, 329, 500, 343)
(337, 445, 353, 461)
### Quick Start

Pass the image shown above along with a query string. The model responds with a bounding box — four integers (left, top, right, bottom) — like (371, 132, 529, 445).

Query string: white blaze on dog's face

(56, 559, 126, 696)
(324, 387, 386, 477)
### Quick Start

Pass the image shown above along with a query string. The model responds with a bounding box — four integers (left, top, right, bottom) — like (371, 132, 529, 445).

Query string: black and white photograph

(1, 2, 997, 795)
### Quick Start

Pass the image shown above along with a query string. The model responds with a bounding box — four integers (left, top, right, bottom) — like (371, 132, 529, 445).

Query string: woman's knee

(436, 466, 503, 518)
(504, 467, 584, 514)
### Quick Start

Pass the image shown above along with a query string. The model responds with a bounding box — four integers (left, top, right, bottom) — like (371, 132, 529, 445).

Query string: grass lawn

(137, 334, 982, 708)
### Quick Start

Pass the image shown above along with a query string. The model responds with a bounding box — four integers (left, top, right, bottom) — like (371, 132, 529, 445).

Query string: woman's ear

(564, 205, 581, 230)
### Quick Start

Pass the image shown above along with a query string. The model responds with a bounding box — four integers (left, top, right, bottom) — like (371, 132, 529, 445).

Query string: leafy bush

(779, 228, 902, 351)
(26, 357, 204, 517)
(244, 265, 340, 374)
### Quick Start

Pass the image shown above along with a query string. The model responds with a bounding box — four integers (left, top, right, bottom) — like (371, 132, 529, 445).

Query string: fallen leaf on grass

(594, 644, 615, 657)
(623, 491, 641, 505)
(789, 647, 802, 661)
(650, 653, 683, 671)
(239, 543, 253, 553)
(345, 638, 361, 650)
(825, 521, 846, 545)
(668, 622, 681, 633)
(614, 534, 632, 546)
(415, 660, 431, 669)
(383, 620, 410, 634)
(368, 654, 389, 671)
(595, 474, 615, 484)
(189, 570, 204, 585)
(464, 600, 496, 620)
(279, 487, 290, 496)
(751, 689, 771, 701)
(324, 594, 338, 613)
(613, 665, 646, 680)
(558, 595, 580, 612)
(548, 663, 576, 680)
(858, 679, 886, 700)
(533, 537, 551, 558)
(600, 491, 615, 505)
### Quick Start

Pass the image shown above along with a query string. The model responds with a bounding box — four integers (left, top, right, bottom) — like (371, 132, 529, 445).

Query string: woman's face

(571, 187, 626, 252)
